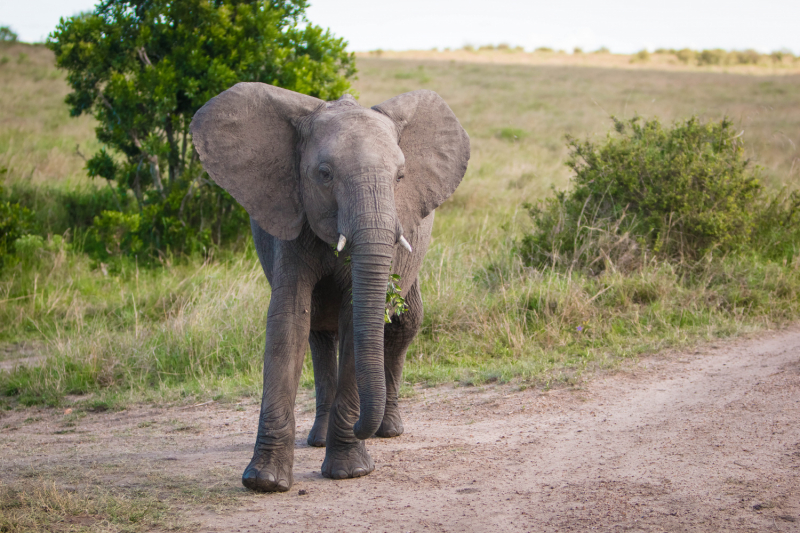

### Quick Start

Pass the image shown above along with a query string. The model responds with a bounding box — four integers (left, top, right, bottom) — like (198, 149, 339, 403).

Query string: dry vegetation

(0, 43, 100, 186)
(362, 47, 800, 76)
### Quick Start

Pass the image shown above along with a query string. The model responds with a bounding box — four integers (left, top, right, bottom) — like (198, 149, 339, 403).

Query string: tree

(0, 26, 19, 43)
(48, 0, 355, 258)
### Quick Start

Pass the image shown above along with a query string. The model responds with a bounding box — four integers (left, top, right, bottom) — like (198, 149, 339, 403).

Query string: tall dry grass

(360, 48, 800, 75)
(0, 43, 99, 186)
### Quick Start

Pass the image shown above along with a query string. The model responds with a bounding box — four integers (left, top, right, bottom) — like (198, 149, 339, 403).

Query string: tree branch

(178, 170, 208, 221)
(100, 93, 166, 199)
(137, 47, 153, 67)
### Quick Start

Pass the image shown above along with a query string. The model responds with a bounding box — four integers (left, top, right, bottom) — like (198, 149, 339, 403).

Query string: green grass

(1, 45, 799, 407)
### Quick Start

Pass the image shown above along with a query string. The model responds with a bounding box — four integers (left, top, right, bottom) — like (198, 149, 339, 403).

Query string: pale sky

(1, 0, 798, 54)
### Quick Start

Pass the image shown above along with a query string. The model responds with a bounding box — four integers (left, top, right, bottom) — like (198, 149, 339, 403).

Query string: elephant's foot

(375, 406, 404, 438)
(307, 413, 328, 447)
(242, 450, 293, 492)
(321, 440, 375, 480)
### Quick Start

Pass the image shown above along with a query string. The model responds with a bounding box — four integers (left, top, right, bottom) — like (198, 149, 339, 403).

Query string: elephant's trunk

(343, 180, 398, 440)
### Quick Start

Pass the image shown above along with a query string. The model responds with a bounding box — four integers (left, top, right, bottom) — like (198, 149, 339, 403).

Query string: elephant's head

(190, 83, 469, 439)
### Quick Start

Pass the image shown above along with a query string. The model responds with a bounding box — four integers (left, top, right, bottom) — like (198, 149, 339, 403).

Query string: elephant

(190, 83, 470, 492)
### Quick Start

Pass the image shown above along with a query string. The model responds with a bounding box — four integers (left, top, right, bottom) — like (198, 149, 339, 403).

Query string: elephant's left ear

(373, 90, 470, 232)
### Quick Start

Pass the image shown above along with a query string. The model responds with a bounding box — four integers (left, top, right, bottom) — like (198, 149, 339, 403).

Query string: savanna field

(1, 43, 799, 409)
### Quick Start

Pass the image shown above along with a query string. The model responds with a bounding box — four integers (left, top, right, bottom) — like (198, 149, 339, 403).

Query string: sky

(2, 0, 798, 54)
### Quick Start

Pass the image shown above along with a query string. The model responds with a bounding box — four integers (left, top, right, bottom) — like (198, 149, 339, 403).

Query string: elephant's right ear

(191, 83, 324, 240)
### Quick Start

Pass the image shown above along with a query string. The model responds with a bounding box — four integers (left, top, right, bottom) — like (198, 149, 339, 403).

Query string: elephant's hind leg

(307, 330, 337, 447)
(377, 279, 423, 438)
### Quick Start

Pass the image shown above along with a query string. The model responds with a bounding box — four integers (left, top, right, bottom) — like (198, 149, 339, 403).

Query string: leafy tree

(48, 0, 355, 258)
(0, 26, 18, 43)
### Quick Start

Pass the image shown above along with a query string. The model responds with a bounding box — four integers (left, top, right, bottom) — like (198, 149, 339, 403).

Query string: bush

(675, 48, 695, 64)
(10, 234, 70, 269)
(697, 49, 727, 66)
(83, 182, 249, 260)
(0, 185, 35, 269)
(520, 116, 769, 271)
(13, 234, 45, 257)
(0, 26, 18, 43)
(630, 49, 650, 63)
(7, 182, 125, 237)
(732, 49, 762, 65)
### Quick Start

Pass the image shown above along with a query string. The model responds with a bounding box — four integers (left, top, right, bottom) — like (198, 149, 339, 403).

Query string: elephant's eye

(318, 164, 333, 183)
(396, 167, 405, 182)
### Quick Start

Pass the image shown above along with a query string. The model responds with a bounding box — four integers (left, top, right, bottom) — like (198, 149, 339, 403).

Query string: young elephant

(190, 83, 469, 492)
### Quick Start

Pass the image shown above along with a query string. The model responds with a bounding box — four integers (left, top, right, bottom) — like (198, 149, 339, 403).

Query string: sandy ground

(2, 327, 799, 532)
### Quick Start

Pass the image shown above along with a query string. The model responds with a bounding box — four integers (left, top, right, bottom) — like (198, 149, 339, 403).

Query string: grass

(0, 44, 799, 408)
(361, 48, 800, 75)
(0, 460, 253, 532)
(0, 478, 172, 533)
(0, 43, 100, 187)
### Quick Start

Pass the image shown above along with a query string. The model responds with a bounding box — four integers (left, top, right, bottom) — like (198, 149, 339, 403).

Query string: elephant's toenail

(277, 479, 289, 491)
(333, 470, 348, 479)
(353, 467, 367, 477)
(265, 472, 276, 484)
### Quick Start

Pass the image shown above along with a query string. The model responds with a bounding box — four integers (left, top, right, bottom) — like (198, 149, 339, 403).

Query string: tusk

(398, 235, 413, 253)
(336, 234, 347, 252)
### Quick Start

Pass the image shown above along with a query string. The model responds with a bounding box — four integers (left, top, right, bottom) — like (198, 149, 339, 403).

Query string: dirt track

(2, 327, 799, 532)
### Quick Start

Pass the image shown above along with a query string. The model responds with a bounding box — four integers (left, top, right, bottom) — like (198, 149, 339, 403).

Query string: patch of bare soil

(2, 327, 799, 532)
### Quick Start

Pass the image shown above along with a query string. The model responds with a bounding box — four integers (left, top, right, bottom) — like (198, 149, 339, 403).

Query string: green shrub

(697, 49, 727, 66)
(89, 210, 145, 257)
(520, 116, 766, 271)
(84, 180, 248, 261)
(675, 48, 695, 64)
(0, 185, 35, 269)
(0, 26, 18, 43)
(630, 49, 650, 63)
(13, 234, 45, 258)
(732, 49, 762, 65)
(7, 182, 125, 237)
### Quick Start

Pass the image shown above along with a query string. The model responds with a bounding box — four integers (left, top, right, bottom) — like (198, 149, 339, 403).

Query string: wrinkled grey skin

(190, 83, 469, 492)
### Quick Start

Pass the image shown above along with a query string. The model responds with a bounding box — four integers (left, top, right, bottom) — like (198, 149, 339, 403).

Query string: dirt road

(2, 327, 799, 532)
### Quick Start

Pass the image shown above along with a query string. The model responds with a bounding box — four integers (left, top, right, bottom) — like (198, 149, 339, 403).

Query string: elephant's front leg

(242, 283, 312, 493)
(321, 305, 375, 479)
